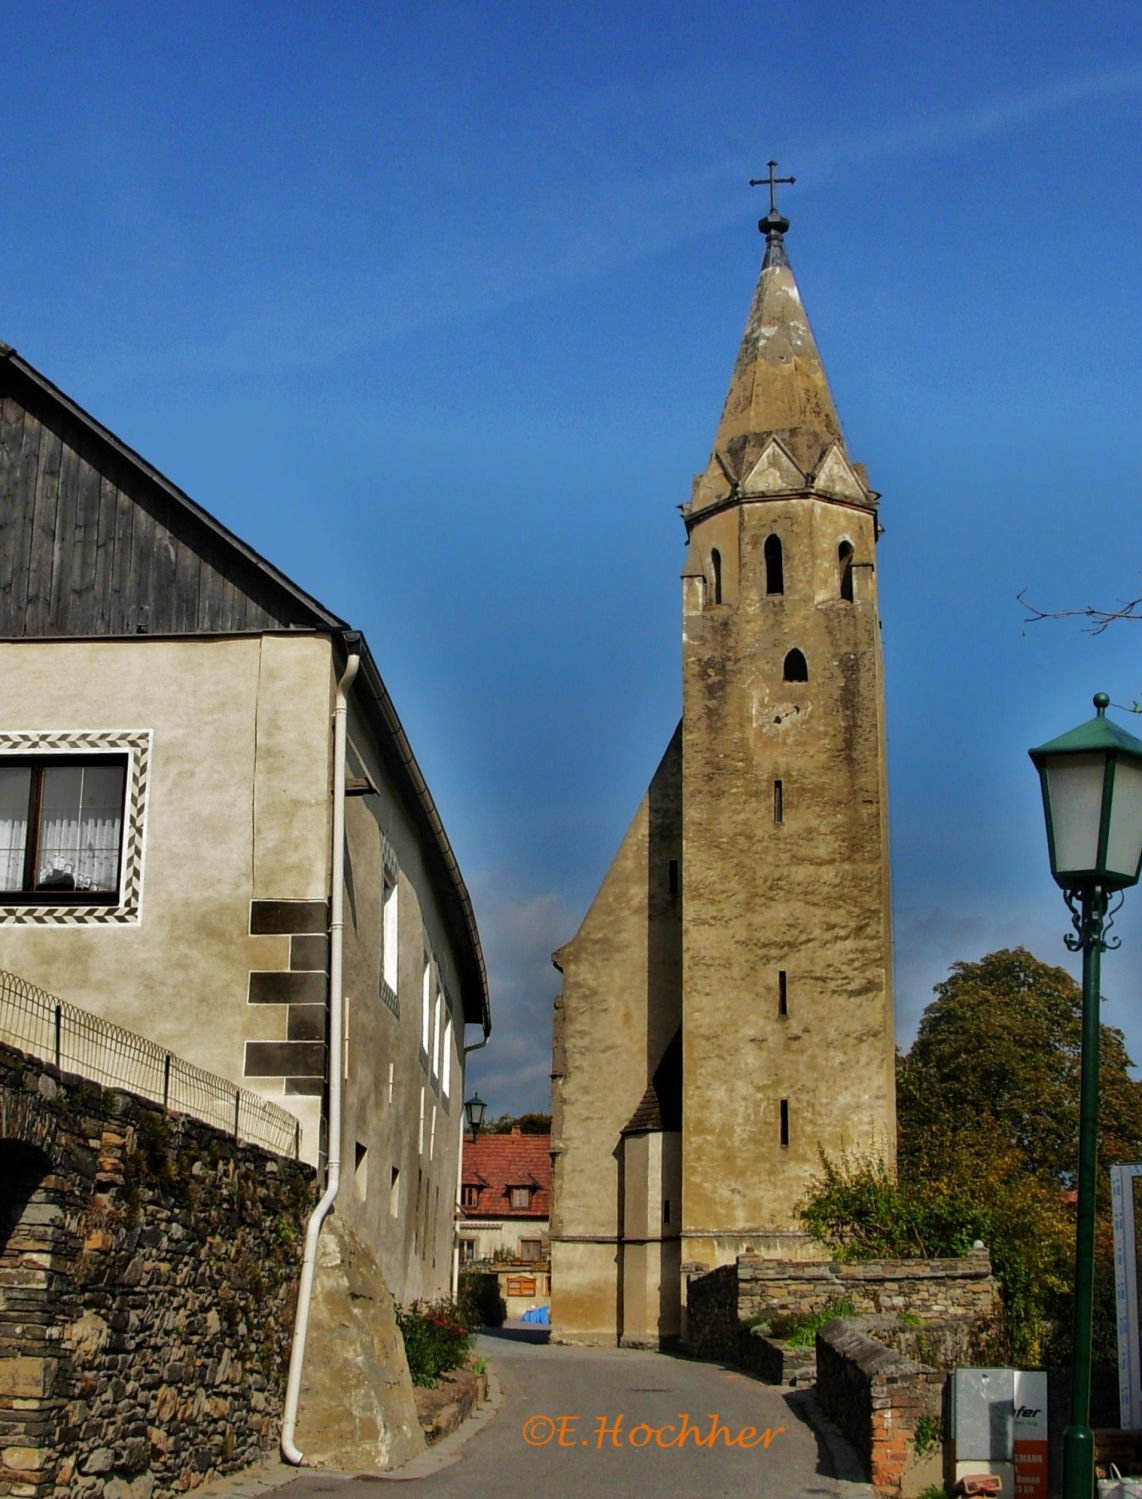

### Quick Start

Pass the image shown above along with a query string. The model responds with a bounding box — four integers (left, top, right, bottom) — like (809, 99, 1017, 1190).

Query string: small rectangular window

(442, 1015, 453, 1100)
(510, 1186, 530, 1210)
(389, 1165, 400, 1218)
(668, 859, 679, 895)
(432, 989, 443, 1080)
(520, 1238, 542, 1262)
(459, 1237, 476, 1264)
(382, 872, 398, 993)
(779, 1098, 790, 1148)
(461, 1183, 479, 1209)
(778, 970, 788, 1017)
(421, 956, 431, 1059)
(354, 1141, 367, 1201)
(773, 779, 784, 823)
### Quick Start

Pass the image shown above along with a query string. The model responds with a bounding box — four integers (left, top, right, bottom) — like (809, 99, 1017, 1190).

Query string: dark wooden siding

(0, 365, 329, 638)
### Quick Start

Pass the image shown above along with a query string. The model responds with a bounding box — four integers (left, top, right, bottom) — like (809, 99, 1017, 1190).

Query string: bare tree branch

(1018, 587, 1142, 636)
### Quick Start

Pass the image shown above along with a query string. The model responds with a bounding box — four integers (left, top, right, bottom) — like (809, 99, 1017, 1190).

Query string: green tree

(800, 948, 1142, 1363)
(897, 948, 1142, 1188)
(486, 1112, 551, 1135)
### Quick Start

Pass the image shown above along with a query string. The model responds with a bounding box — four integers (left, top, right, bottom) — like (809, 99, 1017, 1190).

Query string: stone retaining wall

(816, 1316, 945, 1499)
(685, 1249, 998, 1373)
(0, 1040, 314, 1498)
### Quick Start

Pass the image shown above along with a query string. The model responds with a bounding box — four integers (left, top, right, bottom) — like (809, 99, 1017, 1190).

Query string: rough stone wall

(816, 1317, 945, 1499)
(685, 1251, 998, 1371)
(0, 1041, 314, 1498)
(736, 1249, 998, 1323)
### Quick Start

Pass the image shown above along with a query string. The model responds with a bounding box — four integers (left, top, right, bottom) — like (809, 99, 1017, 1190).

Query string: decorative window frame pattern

(0, 729, 151, 926)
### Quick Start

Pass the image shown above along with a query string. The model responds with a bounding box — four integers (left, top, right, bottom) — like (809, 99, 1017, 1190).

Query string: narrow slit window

(710, 549, 723, 605)
(783, 648, 808, 682)
(778, 970, 788, 1016)
(668, 859, 679, 895)
(663, 1198, 671, 1225)
(773, 779, 783, 824)
(839, 541, 855, 603)
(780, 1099, 790, 1148)
(764, 534, 784, 595)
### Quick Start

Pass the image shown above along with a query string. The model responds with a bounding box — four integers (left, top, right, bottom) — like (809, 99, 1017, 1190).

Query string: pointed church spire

(692, 167, 853, 511)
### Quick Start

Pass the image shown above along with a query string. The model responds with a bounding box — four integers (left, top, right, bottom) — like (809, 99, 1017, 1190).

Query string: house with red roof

(460, 1128, 550, 1267)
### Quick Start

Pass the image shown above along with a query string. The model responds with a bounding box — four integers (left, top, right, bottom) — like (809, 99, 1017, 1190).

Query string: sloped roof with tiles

(461, 1129, 551, 1220)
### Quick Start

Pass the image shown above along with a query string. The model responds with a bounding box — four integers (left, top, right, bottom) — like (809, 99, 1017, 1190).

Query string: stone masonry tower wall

(678, 212, 896, 1273)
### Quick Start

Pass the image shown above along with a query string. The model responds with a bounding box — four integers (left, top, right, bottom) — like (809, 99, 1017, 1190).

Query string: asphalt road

(252, 1325, 875, 1499)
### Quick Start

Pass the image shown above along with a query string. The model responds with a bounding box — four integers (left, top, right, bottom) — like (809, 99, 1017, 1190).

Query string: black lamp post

(1029, 692, 1142, 1499)
(464, 1091, 487, 1142)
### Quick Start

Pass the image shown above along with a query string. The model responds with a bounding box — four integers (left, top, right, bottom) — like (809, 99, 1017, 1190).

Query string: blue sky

(3, 2, 1141, 1115)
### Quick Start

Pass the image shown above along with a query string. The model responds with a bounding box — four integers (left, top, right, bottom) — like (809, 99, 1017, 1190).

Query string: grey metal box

(951, 1368, 1016, 1460)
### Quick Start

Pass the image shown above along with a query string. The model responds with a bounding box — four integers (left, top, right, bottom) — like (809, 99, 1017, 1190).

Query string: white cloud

(462, 871, 577, 1118)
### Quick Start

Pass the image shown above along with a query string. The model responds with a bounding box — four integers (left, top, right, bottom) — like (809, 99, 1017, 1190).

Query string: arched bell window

(764, 535, 784, 596)
(710, 549, 723, 605)
(783, 648, 808, 683)
(838, 541, 855, 603)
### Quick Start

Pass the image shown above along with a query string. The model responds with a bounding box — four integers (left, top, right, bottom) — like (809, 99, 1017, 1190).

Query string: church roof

(622, 1027, 682, 1134)
(687, 210, 876, 518)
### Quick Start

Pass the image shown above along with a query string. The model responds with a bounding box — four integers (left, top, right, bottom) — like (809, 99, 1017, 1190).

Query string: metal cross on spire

(748, 160, 795, 250)
(749, 160, 796, 217)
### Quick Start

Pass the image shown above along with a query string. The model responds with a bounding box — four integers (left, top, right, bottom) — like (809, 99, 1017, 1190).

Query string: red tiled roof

(461, 1130, 551, 1219)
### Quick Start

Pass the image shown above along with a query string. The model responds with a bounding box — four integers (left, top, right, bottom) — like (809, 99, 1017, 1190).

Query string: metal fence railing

(0, 969, 300, 1159)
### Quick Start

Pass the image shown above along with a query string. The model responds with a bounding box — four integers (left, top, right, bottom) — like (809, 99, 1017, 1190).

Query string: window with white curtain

(0, 758, 127, 899)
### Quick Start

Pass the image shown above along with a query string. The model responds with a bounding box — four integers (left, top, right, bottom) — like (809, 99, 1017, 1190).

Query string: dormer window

(510, 1186, 531, 1210)
(461, 1184, 479, 1209)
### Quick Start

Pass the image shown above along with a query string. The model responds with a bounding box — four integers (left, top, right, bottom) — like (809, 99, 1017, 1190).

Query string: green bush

(752, 1297, 856, 1347)
(458, 1270, 507, 1328)
(396, 1298, 473, 1388)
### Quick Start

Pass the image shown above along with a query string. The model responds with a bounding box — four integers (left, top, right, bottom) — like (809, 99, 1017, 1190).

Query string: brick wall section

(0, 1040, 314, 1498)
(816, 1317, 945, 1498)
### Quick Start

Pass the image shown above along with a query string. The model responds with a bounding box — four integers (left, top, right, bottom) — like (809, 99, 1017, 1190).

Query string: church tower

(678, 184, 895, 1272)
(549, 177, 895, 1348)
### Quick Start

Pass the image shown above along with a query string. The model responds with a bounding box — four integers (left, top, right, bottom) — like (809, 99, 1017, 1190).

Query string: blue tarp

(521, 1305, 550, 1325)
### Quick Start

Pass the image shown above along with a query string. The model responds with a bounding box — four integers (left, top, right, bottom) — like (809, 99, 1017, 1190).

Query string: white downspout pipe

(281, 649, 359, 1466)
(452, 1031, 491, 1298)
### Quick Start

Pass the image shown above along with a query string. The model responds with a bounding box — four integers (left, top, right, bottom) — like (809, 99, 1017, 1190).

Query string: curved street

(212, 1325, 874, 1499)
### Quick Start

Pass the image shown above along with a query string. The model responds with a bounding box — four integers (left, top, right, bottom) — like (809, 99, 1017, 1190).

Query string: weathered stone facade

(0, 1040, 314, 1497)
(551, 202, 897, 1348)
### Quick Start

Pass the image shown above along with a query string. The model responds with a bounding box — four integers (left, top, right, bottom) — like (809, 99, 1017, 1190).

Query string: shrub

(752, 1297, 856, 1347)
(458, 1270, 507, 1328)
(396, 1298, 473, 1388)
